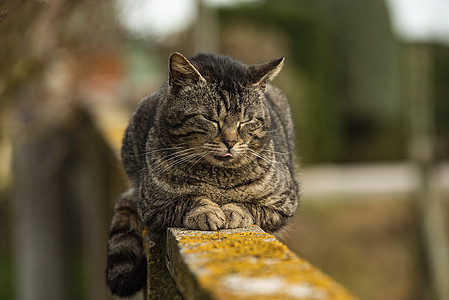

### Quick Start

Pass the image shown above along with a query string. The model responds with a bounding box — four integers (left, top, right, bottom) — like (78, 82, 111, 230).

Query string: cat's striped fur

(106, 53, 299, 297)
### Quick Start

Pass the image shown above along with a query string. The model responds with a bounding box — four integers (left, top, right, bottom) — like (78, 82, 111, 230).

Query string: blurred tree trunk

(407, 44, 449, 300)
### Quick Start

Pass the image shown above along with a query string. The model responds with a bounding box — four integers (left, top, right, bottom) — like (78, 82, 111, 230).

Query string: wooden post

(144, 226, 356, 300)
(144, 231, 184, 299)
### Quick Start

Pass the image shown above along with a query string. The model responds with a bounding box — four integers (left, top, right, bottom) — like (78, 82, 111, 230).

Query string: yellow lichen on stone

(170, 227, 356, 300)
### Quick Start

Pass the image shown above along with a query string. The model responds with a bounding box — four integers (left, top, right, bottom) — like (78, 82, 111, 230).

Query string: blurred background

(1, 0, 449, 299)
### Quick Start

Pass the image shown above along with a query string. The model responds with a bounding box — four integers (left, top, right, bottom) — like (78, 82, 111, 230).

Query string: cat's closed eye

(169, 114, 218, 139)
(201, 115, 221, 130)
(237, 119, 253, 132)
(238, 118, 264, 132)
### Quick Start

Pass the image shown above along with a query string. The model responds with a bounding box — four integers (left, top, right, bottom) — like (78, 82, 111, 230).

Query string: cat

(105, 52, 299, 297)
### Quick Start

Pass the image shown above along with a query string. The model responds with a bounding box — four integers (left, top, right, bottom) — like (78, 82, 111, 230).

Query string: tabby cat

(105, 52, 299, 297)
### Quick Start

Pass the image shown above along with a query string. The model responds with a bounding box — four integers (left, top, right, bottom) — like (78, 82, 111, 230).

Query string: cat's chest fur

(146, 157, 277, 203)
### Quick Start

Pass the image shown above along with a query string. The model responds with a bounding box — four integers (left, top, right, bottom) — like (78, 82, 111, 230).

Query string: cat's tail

(105, 189, 147, 297)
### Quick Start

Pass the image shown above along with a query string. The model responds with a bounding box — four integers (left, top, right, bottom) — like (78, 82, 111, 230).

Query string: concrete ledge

(145, 225, 356, 300)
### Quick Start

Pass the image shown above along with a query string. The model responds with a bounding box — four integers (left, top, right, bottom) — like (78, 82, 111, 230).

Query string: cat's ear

(248, 57, 284, 87)
(169, 52, 206, 87)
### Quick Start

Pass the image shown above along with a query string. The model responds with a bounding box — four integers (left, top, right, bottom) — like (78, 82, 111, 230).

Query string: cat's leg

(242, 193, 298, 233)
(221, 203, 254, 229)
(183, 198, 226, 230)
(139, 195, 225, 231)
(244, 203, 288, 233)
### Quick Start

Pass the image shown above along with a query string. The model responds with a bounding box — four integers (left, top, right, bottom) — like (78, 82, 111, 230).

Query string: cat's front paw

(184, 200, 225, 231)
(222, 203, 254, 229)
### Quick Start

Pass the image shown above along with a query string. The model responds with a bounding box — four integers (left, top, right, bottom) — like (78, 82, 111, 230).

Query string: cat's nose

(223, 139, 237, 150)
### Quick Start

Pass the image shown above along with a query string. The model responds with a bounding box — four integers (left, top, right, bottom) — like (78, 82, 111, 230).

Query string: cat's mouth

(215, 151, 234, 161)
(222, 152, 233, 158)
(212, 149, 239, 164)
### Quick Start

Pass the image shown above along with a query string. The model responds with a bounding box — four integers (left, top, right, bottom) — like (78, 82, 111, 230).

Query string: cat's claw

(222, 203, 254, 229)
(184, 203, 225, 231)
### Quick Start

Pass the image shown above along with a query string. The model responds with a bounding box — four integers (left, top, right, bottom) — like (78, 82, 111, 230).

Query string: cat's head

(157, 52, 284, 168)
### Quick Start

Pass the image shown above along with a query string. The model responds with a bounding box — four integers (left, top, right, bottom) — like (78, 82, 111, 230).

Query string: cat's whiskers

(240, 146, 279, 164)
(125, 146, 195, 177)
(243, 152, 264, 171)
(160, 147, 200, 160)
(185, 149, 214, 172)
(260, 148, 294, 155)
(121, 145, 186, 158)
(241, 146, 290, 183)
(151, 146, 207, 176)
(149, 150, 195, 174)
(153, 155, 196, 177)
(152, 151, 198, 176)
(242, 146, 290, 182)
(134, 165, 149, 178)
(265, 127, 283, 134)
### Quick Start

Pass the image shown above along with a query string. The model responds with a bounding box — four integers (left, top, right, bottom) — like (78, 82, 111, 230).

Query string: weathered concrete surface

(144, 231, 184, 299)
(162, 225, 356, 300)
